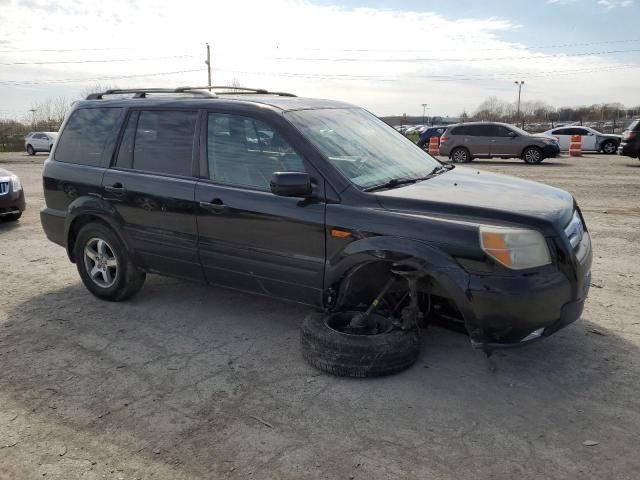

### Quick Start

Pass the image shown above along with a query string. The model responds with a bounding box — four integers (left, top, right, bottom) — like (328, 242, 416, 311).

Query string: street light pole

(514, 81, 524, 128)
(421, 103, 428, 126)
(205, 43, 212, 90)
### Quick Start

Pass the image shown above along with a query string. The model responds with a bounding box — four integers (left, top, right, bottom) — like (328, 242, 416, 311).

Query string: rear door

(550, 128, 572, 150)
(464, 124, 493, 157)
(195, 111, 326, 305)
(102, 109, 203, 281)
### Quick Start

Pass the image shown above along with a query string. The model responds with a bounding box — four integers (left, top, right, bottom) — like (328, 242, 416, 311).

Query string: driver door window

(207, 113, 305, 189)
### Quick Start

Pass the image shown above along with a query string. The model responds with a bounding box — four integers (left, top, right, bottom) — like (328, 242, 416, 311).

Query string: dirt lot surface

(1, 151, 639, 480)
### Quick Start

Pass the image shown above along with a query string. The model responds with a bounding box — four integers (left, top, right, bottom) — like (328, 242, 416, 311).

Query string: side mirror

(270, 172, 312, 197)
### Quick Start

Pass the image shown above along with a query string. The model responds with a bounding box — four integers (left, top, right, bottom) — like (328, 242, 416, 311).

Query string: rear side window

(626, 119, 639, 131)
(55, 108, 122, 166)
(116, 110, 197, 177)
(466, 125, 493, 136)
(450, 126, 467, 135)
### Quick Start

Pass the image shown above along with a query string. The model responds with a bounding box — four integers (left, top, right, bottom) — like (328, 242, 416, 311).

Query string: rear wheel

(450, 147, 472, 163)
(601, 140, 617, 154)
(300, 311, 421, 377)
(26, 145, 35, 156)
(74, 222, 146, 301)
(523, 146, 544, 164)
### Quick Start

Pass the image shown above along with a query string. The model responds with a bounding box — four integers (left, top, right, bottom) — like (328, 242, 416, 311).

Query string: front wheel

(601, 141, 617, 154)
(74, 222, 146, 301)
(523, 146, 544, 164)
(26, 145, 35, 156)
(450, 147, 472, 163)
(300, 311, 421, 377)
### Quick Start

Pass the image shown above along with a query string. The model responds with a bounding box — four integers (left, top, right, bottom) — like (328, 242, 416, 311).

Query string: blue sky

(314, 0, 639, 60)
(0, 0, 638, 119)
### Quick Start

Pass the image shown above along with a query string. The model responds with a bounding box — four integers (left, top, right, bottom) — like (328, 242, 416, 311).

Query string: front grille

(0, 181, 8, 195)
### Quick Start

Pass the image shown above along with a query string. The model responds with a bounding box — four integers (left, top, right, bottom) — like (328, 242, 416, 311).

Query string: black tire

(2, 212, 21, 222)
(450, 147, 472, 163)
(300, 311, 421, 378)
(26, 145, 35, 156)
(74, 222, 146, 301)
(523, 146, 544, 164)
(601, 140, 617, 155)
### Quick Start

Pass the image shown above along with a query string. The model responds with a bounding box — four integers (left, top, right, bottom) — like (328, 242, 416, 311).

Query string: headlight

(10, 174, 22, 192)
(480, 226, 551, 270)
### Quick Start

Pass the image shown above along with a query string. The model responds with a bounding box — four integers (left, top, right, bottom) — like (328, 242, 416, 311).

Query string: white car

(542, 126, 620, 154)
(24, 132, 58, 155)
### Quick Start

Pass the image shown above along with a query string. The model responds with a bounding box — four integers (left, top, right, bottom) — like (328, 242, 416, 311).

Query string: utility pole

(514, 81, 524, 128)
(421, 103, 428, 125)
(28, 109, 37, 129)
(205, 43, 212, 90)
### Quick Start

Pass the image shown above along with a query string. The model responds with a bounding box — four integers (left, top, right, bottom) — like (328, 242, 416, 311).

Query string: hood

(532, 133, 558, 141)
(0, 167, 13, 178)
(374, 167, 574, 231)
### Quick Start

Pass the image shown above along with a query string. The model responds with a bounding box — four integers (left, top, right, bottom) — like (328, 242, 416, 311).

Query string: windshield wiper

(364, 165, 451, 192)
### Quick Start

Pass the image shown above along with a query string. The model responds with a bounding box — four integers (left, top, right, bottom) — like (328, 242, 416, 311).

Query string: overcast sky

(0, 0, 639, 119)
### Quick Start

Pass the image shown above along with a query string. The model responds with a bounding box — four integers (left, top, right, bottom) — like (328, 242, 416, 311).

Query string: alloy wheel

(524, 149, 541, 164)
(83, 237, 118, 288)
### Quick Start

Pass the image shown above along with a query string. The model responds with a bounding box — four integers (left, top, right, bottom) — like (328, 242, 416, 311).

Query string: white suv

(25, 132, 58, 155)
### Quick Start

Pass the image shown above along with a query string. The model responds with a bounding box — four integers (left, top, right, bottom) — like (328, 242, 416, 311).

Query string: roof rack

(199, 86, 297, 97)
(86, 86, 296, 100)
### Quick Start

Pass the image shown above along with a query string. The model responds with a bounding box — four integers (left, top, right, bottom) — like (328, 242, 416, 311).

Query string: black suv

(41, 87, 592, 377)
(618, 118, 640, 160)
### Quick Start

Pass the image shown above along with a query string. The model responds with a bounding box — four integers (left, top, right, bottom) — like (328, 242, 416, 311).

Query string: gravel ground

(1, 151, 639, 480)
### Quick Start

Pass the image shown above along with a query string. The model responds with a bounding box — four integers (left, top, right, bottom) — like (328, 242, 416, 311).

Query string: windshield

(509, 125, 530, 136)
(286, 108, 441, 189)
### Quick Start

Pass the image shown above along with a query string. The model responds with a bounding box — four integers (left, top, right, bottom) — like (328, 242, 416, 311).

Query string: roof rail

(181, 86, 297, 97)
(86, 88, 217, 100)
(86, 86, 296, 100)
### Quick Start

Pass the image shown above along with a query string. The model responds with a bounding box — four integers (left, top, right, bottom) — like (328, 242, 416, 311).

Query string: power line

(0, 68, 206, 86)
(300, 38, 640, 54)
(0, 47, 130, 53)
(272, 48, 640, 63)
(0, 54, 198, 66)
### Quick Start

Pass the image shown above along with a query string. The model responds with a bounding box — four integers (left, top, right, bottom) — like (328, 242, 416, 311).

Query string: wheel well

(521, 145, 543, 157)
(67, 215, 110, 262)
(332, 260, 454, 310)
(449, 146, 470, 157)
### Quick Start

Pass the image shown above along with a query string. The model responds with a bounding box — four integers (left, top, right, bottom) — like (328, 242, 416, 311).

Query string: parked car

(0, 168, 26, 221)
(542, 126, 620, 154)
(24, 131, 58, 155)
(417, 125, 447, 149)
(618, 118, 640, 160)
(439, 122, 560, 164)
(404, 125, 423, 134)
(40, 87, 591, 377)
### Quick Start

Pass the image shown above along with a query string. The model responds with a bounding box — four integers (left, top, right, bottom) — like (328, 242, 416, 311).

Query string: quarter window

(207, 113, 305, 190)
(116, 110, 197, 177)
(55, 108, 122, 166)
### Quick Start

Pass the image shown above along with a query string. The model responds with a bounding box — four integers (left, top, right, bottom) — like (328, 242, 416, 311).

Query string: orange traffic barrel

(569, 134, 582, 157)
(428, 136, 440, 156)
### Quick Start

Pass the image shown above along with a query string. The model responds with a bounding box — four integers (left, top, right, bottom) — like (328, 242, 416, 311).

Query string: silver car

(24, 131, 58, 156)
(439, 122, 560, 164)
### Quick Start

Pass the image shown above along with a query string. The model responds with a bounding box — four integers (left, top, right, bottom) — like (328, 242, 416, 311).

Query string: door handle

(199, 199, 228, 213)
(104, 183, 126, 194)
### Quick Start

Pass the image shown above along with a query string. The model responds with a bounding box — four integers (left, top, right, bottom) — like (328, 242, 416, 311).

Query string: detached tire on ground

(300, 311, 421, 378)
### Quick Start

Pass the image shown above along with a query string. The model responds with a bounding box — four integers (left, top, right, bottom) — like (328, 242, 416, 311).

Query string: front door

(574, 127, 597, 150)
(490, 124, 520, 157)
(196, 111, 326, 305)
(102, 109, 203, 281)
